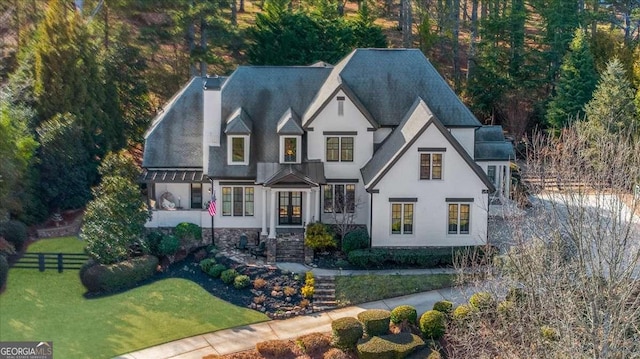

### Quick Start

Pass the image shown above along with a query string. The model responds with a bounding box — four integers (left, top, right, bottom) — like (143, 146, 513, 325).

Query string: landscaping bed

(151, 251, 311, 319)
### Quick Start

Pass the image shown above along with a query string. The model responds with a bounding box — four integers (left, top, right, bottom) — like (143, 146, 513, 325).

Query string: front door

(278, 191, 302, 225)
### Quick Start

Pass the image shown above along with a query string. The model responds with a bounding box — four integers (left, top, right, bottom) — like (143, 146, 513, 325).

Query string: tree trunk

(467, 0, 478, 82)
(231, 0, 237, 26)
(200, 17, 207, 77)
(239, 0, 245, 12)
(387, 0, 394, 15)
(402, 0, 413, 47)
(452, 0, 460, 89)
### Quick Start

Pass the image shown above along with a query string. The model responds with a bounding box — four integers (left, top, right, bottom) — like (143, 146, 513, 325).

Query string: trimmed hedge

(342, 228, 369, 254)
(255, 339, 295, 358)
(347, 246, 494, 268)
(199, 258, 216, 273)
(390, 305, 417, 325)
(174, 222, 201, 243)
(207, 264, 226, 278)
(357, 309, 391, 337)
(0, 220, 28, 251)
(79, 255, 159, 293)
(452, 304, 471, 321)
(432, 300, 453, 315)
(0, 255, 8, 290)
(331, 317, 363, 350)
(356, 333, 425, 359)
(419, 310, 446, 339)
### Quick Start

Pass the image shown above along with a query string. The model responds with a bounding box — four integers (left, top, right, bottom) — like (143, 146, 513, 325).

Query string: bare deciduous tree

(448, 126, 640, 358)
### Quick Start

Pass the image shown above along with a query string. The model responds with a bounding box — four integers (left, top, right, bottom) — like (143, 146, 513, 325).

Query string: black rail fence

(13, 253, 89, 273)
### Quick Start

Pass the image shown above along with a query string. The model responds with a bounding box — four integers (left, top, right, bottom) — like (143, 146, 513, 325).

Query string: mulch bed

(153, 252, 311, 319)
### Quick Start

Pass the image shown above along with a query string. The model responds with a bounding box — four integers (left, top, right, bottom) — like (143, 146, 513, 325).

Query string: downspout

(369, 190, 373, 247)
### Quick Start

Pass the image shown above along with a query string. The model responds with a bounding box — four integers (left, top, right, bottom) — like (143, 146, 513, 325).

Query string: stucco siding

(370, 123, 488, 247)
(450, 128, 475, 158)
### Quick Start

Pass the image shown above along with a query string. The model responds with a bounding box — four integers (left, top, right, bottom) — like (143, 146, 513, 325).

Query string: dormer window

(228, 135, 249, 165)
(281, 136, 301, 163)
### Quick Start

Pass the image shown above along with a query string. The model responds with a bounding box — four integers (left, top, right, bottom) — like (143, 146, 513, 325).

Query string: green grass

(0, 238, 269, 359)
(335, 274, 456, 306)
(27, 236, 87, 253)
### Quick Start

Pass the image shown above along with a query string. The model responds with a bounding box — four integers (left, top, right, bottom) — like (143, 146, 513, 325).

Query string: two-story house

(141, 49, 513, 255)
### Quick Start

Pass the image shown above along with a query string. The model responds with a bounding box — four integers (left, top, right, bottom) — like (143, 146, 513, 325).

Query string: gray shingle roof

(207, 66, 333, 178)
(474, 126, 515, 161)
(143, 77, 206, 168)
(304, 49, 481, 128)
(256, 162, 326, 187)
(361, 98, 495, 192)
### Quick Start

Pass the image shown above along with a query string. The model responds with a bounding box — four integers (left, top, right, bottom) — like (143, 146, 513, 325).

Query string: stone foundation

(201, 228, 262, 251)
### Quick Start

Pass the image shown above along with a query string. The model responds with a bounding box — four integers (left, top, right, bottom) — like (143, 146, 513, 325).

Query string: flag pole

(209, 177, 215, 246)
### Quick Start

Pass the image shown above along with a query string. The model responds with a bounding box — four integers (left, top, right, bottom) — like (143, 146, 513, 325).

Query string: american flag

(208, 190, 217, 216)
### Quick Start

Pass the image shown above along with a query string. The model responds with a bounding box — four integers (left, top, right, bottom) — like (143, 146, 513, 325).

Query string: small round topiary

(207, 264, 226, 278)
(452, 304, 471, 321)
(469, 291, 495, 311)
(390, 305, 418, 325)
(419, 310, 446, 339)
(220, 268, 238, 284)
(497, 300, 515, 318)
(199, 258, 216, 273)
(233, 274, 250, 289)
(357, 309, 391, 337)
(432, 300, 453, 315)
(331, 317, 363, 350)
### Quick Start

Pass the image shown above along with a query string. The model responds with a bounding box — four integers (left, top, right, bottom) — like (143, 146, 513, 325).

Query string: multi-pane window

(323, 184, 356, 213)
(391, 203, 414, 234)
(448, 203, 470, 234)
(420, 153, 442, 180)
(284, 137, 297, 163)
(326, 137, 354, 162)
(190, 183, 202, 209)
(222, 187, 254, 216)
(231, 137, 245, 163)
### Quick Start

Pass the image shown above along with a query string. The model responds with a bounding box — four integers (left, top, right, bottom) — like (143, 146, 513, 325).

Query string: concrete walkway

(277, 262, 459, 277)
(117, 265, 469, 359)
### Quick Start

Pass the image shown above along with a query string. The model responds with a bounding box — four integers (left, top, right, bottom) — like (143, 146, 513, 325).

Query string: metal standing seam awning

(140, 169, 208, 183)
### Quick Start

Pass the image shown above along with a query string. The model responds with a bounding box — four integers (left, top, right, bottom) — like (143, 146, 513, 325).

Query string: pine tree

(583, 58, 637, 135)
(546, 29, 598, 128)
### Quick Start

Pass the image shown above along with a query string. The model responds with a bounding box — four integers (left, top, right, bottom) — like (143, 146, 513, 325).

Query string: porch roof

(140, 169, 208, 183)
(257, 162, 326, 187)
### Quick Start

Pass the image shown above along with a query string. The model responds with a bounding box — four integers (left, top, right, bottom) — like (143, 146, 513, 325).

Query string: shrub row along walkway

(117, 265, 469, 359)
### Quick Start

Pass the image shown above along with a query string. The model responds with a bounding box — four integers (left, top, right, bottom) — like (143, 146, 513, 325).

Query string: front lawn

(335, 273, 456, 306)
(0, 238, 269, 359)
(26, 236, 87, 253)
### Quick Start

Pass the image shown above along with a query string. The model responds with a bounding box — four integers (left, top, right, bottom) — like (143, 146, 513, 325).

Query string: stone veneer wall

(201, 228, 262, 251)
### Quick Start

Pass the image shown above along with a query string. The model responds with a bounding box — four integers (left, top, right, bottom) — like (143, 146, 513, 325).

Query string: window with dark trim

(448, 203, 470, 234)
(323, 184, 356, 213)
(284, 137, 297, 163)
(337, 96, 345, 116)
(420, 153, 442, 180)
(222, 186, 254, 216)
(231, 137, 245, 163)
(190, 183, 202, 209)
(326, 136, 354, 162)
(391, 203, 414, 234)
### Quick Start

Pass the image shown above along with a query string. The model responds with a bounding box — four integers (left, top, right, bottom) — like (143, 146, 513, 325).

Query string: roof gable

(224, 107, 252, 134)
(474, 126, 515, 161)
(361, 97, 495, 191)
(277, 108, 304, 135)
(302, 82, 378, 129)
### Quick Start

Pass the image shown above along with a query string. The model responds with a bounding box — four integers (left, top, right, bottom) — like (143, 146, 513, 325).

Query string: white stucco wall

(369, 123, 489, 247)
(449, 128, 475, 158)
(306, 89, 373, 225)
(477, 161, 511, 198)
(373, 127, 393, 144)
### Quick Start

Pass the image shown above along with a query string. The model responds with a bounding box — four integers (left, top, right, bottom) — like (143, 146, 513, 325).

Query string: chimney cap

(203, 75, 223, 90)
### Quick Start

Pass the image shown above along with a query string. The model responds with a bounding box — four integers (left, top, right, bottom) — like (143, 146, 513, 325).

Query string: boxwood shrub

(356, 333, 425, 359)
(174, 222, 202, 243)
(220, 268, 239, 284)
(390, 305, 417, 325)
(342, 228, 369, 254)
(331, 317, 363, 350)
(234, 274, 250, 289)
(419, 310, 446, 339)
(347, 246, 494, 268)
(80, 255, 159, 293)
(357, 309, 391, 337)
(452, 304, 472, 321)
(432, 300, 453, 315)
(199, 258, 216, 273)
(469, 291, 495, 311)
(0, 220, 28, 251)
(207, 264, 226, 278)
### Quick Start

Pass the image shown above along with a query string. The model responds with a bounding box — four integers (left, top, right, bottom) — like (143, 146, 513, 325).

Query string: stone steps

(313, 276, 337, 312)
(276, 234, 305, 263)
